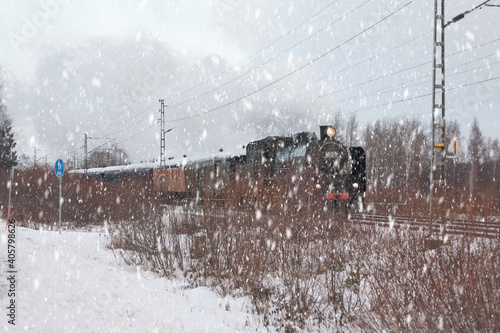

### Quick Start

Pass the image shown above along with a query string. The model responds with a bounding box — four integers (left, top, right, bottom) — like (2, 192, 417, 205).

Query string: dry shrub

(366, 184, 500, 221)
(184, 169, 370, 331)
(2, 166, 158, 227)
(183, 174, 500, 332)
(109, 204, 186, 276)
(359, 232, 500, 332)
(365, 188, 429, 217)
(476, 184, 500, 218)
(3, 166, 60, 225)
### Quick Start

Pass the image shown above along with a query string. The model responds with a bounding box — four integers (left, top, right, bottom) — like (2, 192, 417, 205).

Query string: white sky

(1, 0, 499, 164)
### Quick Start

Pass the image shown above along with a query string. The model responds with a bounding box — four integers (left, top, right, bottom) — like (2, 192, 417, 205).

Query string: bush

(109, 204, 186, 277)
(2, 166, 157, 227)
(360, 232, 500, 332)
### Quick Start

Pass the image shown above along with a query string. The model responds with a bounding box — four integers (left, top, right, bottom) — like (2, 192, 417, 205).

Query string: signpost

(55, 159, 64, 234)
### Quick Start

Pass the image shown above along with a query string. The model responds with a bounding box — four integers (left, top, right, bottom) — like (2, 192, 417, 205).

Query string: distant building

(88, 147, 128, 168)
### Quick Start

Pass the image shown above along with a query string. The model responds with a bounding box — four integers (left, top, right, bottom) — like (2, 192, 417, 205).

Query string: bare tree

(484, 137, 499, 187)
(401, 118, 427, 191)
(362, 120, 382, 190)
(492, 138, 499, 185)
(467, 118, 485, 200)
(332, 112, 343, 142)
(446, 119, 462, 193)
(362, 118, 429, 193)
(88, 146, 128, 168)
(345, 114, 359, 146)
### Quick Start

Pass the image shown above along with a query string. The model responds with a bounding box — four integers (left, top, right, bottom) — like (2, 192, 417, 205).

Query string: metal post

(430, 0, 446, 229)
(59, 177, 62, 234)
(159, 100, 166, 168)
(84, 133, 88, 178)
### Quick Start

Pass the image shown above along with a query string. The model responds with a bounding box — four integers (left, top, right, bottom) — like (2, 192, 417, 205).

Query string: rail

(349, 213, 500, 239)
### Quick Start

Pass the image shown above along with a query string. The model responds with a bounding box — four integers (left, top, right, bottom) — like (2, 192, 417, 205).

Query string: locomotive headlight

(315, 183, 321, 190)
(352, 182, 359, 189)
(326, 127, 336, 138)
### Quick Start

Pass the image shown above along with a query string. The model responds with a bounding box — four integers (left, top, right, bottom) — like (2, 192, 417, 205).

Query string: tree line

(334, 114, 499, 215)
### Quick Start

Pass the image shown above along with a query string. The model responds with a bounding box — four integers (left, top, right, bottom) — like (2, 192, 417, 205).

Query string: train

(72, 125, 366, 211)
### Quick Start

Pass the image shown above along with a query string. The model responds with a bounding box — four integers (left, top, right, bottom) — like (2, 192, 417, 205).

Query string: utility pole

(430, 0, 496, 228)
(159, 99, 166, 168)
(430, 0, 445, 188)
(33, 147, 47, 166)
(158, 100, 174, 194)
(84, 133, 88, 178)
(429, 0, 446, 231)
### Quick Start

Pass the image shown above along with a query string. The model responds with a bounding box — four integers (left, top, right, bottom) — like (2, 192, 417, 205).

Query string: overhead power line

(320, 38, 500, 99)
(100, 103, 157, 137)
(87, 138, 116, 155)
(334, 53, 500, 105)
(165, 0, 343, 102)
(305, 29, 433, 87)
(167, 0, 374, 109)
(116, 123, 157, 145)
(166, 1, 414, 123)
(337, 75, 500, 117)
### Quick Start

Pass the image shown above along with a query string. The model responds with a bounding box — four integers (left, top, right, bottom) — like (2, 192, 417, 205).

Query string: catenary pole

(430, 0, 496, 229)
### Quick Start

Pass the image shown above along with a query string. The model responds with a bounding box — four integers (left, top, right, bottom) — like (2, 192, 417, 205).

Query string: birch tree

(345, 114, 359, 146)
(468, 118, 485, 200)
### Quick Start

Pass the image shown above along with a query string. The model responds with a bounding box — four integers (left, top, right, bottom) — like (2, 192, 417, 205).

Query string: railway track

(349, 213, 500, 239)
(163, 200, 500, 239)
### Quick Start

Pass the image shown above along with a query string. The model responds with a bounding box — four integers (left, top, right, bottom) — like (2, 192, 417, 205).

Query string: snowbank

(0, 223, 264, 332)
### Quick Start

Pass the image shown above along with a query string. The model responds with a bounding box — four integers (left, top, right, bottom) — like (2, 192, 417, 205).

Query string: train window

(277, 146, 292, 162)
(291, 145, 306, 158)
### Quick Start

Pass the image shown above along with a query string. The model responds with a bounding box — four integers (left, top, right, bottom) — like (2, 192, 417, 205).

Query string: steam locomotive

(152, 125, 366, 210)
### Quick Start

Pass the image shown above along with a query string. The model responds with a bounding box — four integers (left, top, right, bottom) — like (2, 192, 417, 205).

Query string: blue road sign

(55, 159, 64, 177)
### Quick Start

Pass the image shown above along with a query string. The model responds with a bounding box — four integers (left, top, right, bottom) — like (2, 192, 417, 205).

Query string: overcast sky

(1, 0, 499, 164)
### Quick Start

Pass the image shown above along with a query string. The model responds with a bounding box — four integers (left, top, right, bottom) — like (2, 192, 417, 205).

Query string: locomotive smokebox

(320, 126, 336, 140)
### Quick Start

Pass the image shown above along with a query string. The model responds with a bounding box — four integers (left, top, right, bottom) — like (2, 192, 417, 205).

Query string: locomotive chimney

(320, 125, 335, 140)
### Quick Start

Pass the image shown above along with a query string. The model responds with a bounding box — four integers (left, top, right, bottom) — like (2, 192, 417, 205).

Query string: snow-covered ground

(0, 222, 267, 332)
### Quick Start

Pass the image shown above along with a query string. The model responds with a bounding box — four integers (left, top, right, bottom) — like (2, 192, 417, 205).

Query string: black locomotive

(152, 125, 366, 210)
(240, 125, 366, 209)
